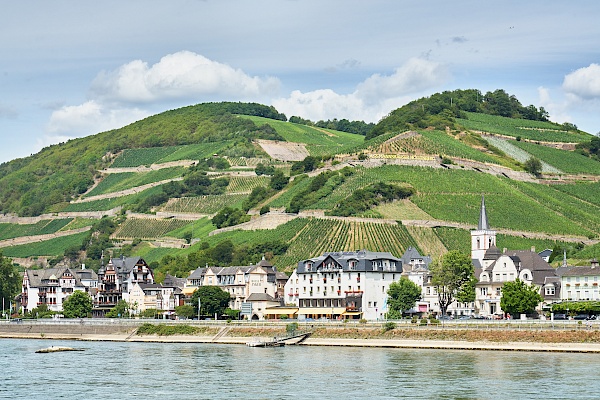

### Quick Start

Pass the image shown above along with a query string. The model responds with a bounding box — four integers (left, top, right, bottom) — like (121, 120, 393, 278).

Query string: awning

(182, 287, 197, 295)
(342, 311, 363, 316)
(264, 308, 298, 315)
(298, 307, 346, 315)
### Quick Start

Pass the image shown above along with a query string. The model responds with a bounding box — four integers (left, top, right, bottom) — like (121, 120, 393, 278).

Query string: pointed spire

(562, 249, 568, 268)
(478, 195, 490, 230)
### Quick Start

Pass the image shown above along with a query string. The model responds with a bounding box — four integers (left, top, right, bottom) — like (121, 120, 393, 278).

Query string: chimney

(531, 246, 536, 252)
(503, 248, 507, 254)
(592, 259, 599, 269)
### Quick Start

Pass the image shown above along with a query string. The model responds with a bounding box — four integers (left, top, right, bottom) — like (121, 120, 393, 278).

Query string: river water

(1, 338, 598, 399)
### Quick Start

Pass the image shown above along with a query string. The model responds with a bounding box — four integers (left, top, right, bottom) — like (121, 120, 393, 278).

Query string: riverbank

(3, 321, 600, 353)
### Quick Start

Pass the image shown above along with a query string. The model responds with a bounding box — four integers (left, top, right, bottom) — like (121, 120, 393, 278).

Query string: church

(471, 196, 561, 317)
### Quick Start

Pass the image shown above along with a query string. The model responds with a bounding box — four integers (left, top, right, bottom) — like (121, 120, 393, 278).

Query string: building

(559, 259, 600, 301)
(472, 196, 560, 317)
(284, 250, 403, 320)
(21, 266, 97, 313)
(184, 257, 284, 316)
(94, 256, 154, 317)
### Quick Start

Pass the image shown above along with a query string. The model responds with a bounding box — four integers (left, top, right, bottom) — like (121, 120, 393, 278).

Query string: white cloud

(562, 63, 600, 99)
(90, 50, 281, 103)
(47, 100, 149, 136)
(274, 58, 449, 122)
(356, 58, 449, 105)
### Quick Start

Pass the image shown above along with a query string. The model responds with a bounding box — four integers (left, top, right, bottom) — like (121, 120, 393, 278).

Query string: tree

(524, 157, 542, 177)
(386, 277, 422, 319)
(430, 251, 474, 316)
(175, 304, 196, 319)
(0, 252, 20, 314)
(106, 299, 129, 318)
(190, 286, 231, 317)
(62, 290, 93, 318)
(500, 279, 543, 317)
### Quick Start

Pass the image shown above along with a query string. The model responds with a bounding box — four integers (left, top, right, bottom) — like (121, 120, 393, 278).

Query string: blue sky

(1, 0, 599, 164)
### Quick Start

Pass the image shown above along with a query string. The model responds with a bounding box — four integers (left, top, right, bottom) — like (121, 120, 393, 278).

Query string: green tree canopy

(524, 157, 543, 177)
(175, 304, 196, 319)
(62, 290, 93, 318)
(0, 252, 20, 314)
(106, 299, 129, 318)
(190, 286, 231, 317)
(386, 277, 422, 318)
(430, 250, 474, 316)
(500, 279, 543, 317)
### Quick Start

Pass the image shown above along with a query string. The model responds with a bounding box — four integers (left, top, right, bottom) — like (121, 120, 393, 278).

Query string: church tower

(471, 195, 497, 263)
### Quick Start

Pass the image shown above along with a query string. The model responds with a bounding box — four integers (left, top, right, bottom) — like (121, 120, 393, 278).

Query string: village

(14, 197, 599, 323)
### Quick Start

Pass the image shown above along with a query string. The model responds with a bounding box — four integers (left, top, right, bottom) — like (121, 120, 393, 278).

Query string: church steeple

(478, 195, 490, 230)
(471, 195, 497, 264)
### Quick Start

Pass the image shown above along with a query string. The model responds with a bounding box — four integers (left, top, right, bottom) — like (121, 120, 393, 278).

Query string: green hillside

(1, 95, 600, 276)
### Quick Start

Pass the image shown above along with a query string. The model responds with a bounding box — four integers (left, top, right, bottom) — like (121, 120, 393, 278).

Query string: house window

(545, 286, 555, 296)
(496, 288, 501, 296)
(481, 287, 488, 296)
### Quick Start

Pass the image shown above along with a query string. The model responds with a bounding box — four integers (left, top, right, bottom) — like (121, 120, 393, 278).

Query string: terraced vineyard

(374, 130, 499, 164)
(111, 142, 233, 168)
(226, 176, 270, 193)
(2, 231, 90, 257)
(434, 226, 575, 261)
(161, 194, 247, 214)
(511, 140, 600, 175)
(226, 157, 279, 167)
(113, 218, 191, 239)
(405, 225, 447, 259)
(242, 116, 364, 156)
(0, 219, 74, 240)
(63, 186, 166, 212)
(85, 167, 185, 197)
(553, 181, 600, 208)
(484, 136, 562, 173)
(457, 112, 591, 143)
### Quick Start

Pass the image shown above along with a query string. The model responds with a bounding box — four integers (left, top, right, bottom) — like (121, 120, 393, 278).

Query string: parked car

(437, 315, 452, 320)
(553, 313, 567, 320)
(573, 314, 589, 320)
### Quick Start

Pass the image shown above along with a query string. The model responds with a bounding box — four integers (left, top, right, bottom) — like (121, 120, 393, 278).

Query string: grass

(0, 219, 73, 241)
(511, 141, 600, 175)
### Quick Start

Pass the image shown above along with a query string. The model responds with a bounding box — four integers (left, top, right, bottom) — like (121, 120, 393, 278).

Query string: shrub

(286, 322, 299, 333)
(382, 321, 397, 332)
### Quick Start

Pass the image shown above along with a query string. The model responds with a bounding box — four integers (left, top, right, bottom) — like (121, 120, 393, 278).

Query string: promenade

(2, 319, 600, 353)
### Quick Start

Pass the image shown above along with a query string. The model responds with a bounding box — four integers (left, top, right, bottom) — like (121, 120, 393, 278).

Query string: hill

(1, 93, 600, 277)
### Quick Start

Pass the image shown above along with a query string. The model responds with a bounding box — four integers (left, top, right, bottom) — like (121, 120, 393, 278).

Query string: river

(1, 338, 598, 399)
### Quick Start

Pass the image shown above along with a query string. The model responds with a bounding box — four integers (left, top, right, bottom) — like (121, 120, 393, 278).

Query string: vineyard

(226, 157, 280, 167)
(63, 186, 166, 212)
(161, 194, 247, 214)
(553, 181, 600, 208)
(112, 218, 192, 239)
(242, 116, 364, 156)
(414, 192, 593, 237)
(483, 136, 562, 174)
(433, 226, 575, 263)
(1, 231, 90, 258)
(373, 130, 499, 164)
(85, 167, 185, 197)
(457, 112, 591, 143)
(503, 180, 600, 235)
(0, 219, 73, 241)
(226, 176, 270, 194)
(372, 199, 432, 220)
(111, 142, 233, 168)
(510, 140, 600, 175)
(405, 225, 447, 259)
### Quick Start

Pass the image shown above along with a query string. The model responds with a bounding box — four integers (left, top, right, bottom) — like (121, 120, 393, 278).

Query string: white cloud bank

(562, 63, 600, 99)
(46, 54, 449, 143)
(274, 58, 449, 123)
(46, 51, 281, 139)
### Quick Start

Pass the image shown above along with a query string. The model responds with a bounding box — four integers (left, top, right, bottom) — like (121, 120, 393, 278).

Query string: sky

(1, 0, 600, 164)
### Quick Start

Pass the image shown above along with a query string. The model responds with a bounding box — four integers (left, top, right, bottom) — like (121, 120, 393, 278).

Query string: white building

(284, 250, 403, 320)
(559, 259, 600, 301)
(21, 266, 97, 313)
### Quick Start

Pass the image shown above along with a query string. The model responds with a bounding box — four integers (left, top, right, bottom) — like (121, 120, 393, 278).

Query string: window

(496, 288, 501, 296)
(545, 286, 555, 296)
(481, 287, 488, 296)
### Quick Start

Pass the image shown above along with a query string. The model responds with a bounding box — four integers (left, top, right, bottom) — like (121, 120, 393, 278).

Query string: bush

(382, 321, 397, 332)
(286, 322, 299, 333)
